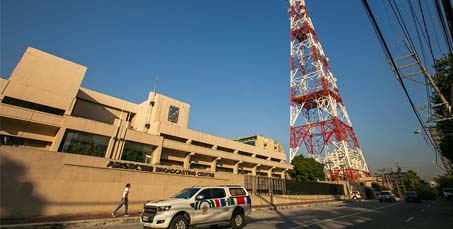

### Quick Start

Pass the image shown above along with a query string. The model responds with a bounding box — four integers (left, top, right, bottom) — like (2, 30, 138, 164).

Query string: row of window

(58, 129, 155, 163)
(163, 133, 282, 163)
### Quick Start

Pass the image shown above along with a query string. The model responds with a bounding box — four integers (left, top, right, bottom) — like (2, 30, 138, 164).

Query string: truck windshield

(172, 188, 201, 199)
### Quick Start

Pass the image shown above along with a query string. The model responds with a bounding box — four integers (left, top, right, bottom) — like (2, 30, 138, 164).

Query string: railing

(245, 175, 345, 195)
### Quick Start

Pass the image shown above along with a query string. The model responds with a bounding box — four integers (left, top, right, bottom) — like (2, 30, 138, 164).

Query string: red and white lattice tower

(289, 0, 369, 180)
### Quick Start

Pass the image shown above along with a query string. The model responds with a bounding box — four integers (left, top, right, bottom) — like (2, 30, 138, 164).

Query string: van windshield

(172, 188, 201, 199)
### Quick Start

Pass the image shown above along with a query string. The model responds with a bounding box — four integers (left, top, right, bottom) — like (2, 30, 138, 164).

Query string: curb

(252, 200, 345, 211)
(0, 217, 140, 229)
(1, 201, 346, 228)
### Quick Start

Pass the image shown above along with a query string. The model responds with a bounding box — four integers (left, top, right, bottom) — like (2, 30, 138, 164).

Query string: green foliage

(404, 170, 422, 190)
(403, 170, 436, 199)
(435, 174, 453, 191)
(289, 155, 326, 182)
(432, 54, 453, 162)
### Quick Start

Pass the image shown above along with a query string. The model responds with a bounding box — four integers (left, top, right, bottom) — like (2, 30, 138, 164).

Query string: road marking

(288, 203, 399, 229)
(405, 217, 415, 222)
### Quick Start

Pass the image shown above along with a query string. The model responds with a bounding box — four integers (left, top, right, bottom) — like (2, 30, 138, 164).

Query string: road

(88, 200, 453, 229)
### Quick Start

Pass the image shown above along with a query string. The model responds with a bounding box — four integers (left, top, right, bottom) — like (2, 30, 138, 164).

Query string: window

(58, 130, 109, 158)
(197, 189, 212, 200)
(121, 140, 155, 163)
(0, 135, 50, 149)
(168, 105, 179, 123)
(229, 188, 247, 197)
(173, 188, 201, 199)
(211, 188, 226, 198)
(2, 96, 65, 115)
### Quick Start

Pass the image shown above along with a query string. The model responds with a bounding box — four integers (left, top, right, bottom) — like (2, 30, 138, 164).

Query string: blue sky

(0, 0, 445, 180)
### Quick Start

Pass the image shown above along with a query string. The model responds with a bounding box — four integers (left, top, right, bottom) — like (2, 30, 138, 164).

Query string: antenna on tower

(153, 75, 158, 93)
(288, 0, 369, 181)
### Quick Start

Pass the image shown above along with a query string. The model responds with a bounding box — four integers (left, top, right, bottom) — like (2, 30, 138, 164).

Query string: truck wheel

(169, 215, 189, 229)
(230, 209, 245, 229)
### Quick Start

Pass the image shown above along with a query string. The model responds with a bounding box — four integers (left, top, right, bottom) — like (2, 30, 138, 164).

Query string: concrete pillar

(65, 97, 77, 115)
(50, 127, 66, 152)
(105, 136, 116, 159)
(212, 145, 217, 150)
(280, 169, 288, 179)
(211, 157, 221, 172)
(186, 139, 192, 144)
(183, 152, 195, 169)
(267, 167, 275, 178)
(151, 145, 163, 164)
(151, 137, 164, 164)
(251, 164, 260, 176)
(233, 161, 243, 174)
(233, 150, 238, 155)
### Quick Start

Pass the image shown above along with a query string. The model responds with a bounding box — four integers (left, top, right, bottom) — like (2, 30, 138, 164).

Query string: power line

(362, 0, 444, 171)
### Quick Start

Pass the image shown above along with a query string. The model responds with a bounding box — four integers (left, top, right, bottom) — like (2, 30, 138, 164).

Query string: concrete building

(0, 47, 292, 178)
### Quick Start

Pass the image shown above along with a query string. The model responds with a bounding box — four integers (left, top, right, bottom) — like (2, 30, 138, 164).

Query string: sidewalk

(0, 200, 345, 228)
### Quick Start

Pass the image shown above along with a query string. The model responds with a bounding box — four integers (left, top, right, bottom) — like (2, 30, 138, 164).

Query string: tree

(403, 170, 436, 199)
(432, 54, 453, 162)
(289, 155, 326, 182)
(435, 174, 453, 192)
(404, 170, 422, 190)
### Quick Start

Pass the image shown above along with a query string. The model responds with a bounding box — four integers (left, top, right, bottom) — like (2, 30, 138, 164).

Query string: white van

(141, 185, 251, 229)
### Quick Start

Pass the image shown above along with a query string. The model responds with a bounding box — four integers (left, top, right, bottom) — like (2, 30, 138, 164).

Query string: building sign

(154, 166, 215, 178)
(107, 161, 215, 178)
(107, 161, 153, 172)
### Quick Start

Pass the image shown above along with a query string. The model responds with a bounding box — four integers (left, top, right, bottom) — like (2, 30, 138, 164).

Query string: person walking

(112, 183, 130, 217)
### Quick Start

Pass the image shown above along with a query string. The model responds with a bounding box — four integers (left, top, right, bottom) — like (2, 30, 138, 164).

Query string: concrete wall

(2, 47, 86, 112)
(0, 146, 243, 218)
(251, 194, 344, 208)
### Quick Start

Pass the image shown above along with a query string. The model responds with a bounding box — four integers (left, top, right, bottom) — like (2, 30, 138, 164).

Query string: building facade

(0, 47, 292, 178)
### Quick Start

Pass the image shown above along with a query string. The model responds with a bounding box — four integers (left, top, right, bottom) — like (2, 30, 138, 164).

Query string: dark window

(216, 167, 233, 173)
(2, 96, 65, 115)
(173, 188, 201, 199)
(197, 189, 212, 200)
(211, 188, 226, 198)
(229, 188, 247, 197)
(121, 141, 155, 163)
(168, 105, 179, 123)
(0, 135, 50, 148)
(58, 130, 109, 158)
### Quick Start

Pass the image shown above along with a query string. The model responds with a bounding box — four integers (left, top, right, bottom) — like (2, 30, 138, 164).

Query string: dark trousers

(113, 198, 128, 215)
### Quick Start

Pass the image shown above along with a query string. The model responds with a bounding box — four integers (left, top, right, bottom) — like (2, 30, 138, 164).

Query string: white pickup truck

(141, 185, 252, 229)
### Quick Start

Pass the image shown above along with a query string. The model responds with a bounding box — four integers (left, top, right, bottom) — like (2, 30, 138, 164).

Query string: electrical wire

(408, 0, 429, 68)
(361, 0, 445, 171)
(418, 0, 436, 65)
(434, 0, 453, 54)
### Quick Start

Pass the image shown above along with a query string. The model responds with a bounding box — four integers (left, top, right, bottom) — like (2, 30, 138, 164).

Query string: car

(350, 191, 361, 200)
(378, 190, 396, 202)
(442, 187, 453, 201)
(141, 185, 251, 229)
(404, 191, 420, 202)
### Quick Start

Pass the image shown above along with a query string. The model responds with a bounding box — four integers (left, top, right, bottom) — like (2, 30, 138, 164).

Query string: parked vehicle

(404, 191, 420, 202)
(442, 188, 453, 201)
(141, 185, 251, 229)
(350, 191, 361, 200)
(378, 190, 396, 202)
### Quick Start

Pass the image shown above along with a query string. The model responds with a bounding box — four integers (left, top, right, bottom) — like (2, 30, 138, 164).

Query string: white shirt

(122, 187, 129, 199)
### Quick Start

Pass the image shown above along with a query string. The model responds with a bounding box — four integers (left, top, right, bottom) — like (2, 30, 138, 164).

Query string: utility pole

(396, 162, 406, 194)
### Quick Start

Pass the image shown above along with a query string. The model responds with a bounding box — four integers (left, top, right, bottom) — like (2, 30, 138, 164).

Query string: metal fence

(244, 175, 344, 195)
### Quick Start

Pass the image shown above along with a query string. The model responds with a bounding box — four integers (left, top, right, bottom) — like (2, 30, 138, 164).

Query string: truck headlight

(157, 206, 171, 211)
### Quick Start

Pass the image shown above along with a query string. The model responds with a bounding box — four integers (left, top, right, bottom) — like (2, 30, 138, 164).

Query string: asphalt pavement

(86, 200, 453, 229)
